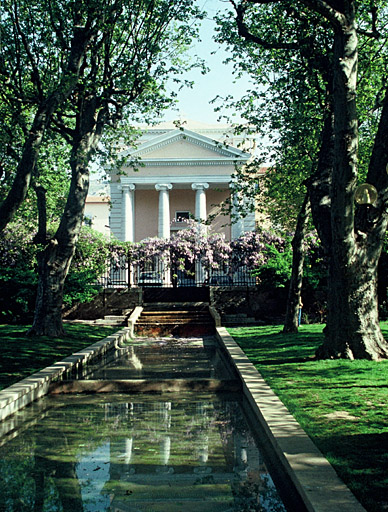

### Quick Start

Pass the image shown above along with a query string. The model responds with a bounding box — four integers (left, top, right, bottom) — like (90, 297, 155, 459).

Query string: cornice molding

(121, 175, 231, 186)
(134, 158, 247, 167)
(121, 128, 251, 161)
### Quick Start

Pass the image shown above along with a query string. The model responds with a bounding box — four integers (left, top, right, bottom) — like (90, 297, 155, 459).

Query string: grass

(228, 323, 388, 512)
(0, 323, 117, 391)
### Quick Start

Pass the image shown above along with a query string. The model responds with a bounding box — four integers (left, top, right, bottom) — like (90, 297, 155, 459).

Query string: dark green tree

(28, 0, 204, 336)
(0, 0, 107, 231)
(217, 0, 388, 358)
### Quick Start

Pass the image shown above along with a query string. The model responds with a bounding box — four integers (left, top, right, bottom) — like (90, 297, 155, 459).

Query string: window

(175, 211, 190, 221)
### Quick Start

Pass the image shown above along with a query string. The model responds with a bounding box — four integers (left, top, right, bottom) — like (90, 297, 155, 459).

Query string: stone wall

(66, 286, 310, 324)
(64, 288, 142, 320)
(209, 287, 288, 324)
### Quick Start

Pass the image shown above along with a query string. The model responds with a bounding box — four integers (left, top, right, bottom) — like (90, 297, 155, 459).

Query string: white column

(155, 183, 172, 238)
(119, 184, 135, 242)
(192, 183, 209, 285)
(191, 182, 209, 222)
(230, 184, 244, 239)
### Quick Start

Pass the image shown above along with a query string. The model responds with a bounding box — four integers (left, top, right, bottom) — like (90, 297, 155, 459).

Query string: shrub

(0, 222, 37, 323)
(0, 225, 114, 320)
(64, 228, 112, 307)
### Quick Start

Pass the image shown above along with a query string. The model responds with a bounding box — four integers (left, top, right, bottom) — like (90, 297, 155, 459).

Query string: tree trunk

(28, 98, 103, 337)
(307, 104, 334, 254)
(28, 239, 74, 337)
(317, 232, 388, 359)
(33, 184, 47, 245)
(283, 193, 310, 333)
(315, 4, 388, 359)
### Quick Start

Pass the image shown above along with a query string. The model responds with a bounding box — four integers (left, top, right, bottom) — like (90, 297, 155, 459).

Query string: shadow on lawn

(318, 432, 388, 512)
(230, 325, 324, 364)
(0, 324, 116, 391)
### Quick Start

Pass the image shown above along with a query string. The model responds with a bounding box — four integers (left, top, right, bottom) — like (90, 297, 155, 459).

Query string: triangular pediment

(121, 129, 250, 161)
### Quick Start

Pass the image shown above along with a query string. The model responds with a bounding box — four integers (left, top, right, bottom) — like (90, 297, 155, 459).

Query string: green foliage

(0, 222, 37, 323)
(252, 233, 325, 291)
(254, 243, 293, 288)
(0, 225, 115, 320)
(62, 228, 111, 307)
(214, 1, 388, 229)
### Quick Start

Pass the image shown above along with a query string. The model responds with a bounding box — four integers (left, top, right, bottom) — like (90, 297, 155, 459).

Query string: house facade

(109, 121, 258, 243)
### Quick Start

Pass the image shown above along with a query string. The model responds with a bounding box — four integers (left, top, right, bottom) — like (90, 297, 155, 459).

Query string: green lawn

(228, 323, 388, 512)
(0, 323, 117, 391)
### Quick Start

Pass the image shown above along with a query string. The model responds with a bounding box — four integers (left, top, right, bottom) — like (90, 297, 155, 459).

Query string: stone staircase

(134, 303, 216, 337)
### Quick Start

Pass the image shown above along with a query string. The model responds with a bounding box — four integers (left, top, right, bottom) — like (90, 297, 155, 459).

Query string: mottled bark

(33, 185, 47, 245)
(315, 2, 388, 359)
(283, 194, 310, 333)
(318, 224, 388, 359)
(307, 106, 334, 254)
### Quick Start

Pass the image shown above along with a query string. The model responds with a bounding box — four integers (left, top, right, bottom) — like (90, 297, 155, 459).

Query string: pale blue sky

(162, 0, 252, 124)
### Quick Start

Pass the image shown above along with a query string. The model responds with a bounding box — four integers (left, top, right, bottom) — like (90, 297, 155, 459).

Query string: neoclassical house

(109, 120, 258, 242)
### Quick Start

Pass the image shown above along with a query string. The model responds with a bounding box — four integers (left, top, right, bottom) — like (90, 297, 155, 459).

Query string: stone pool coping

(0, 327, 132, 423)
(215, 326, 366, 512)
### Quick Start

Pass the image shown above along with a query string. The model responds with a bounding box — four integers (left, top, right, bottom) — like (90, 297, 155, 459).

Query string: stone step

(140, 315, 211, 322)
(144, 302, 209, 307)
(95, 315, 127, 326)
(141, 310, 209, 315)
(134, 323, 216, 337)
(134, 306, 216, 337)
(136, 318, 214, 325)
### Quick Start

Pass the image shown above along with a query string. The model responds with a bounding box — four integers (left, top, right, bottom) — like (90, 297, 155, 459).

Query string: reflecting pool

(0, 392, 287, 512)
(79, 337, 232, 381)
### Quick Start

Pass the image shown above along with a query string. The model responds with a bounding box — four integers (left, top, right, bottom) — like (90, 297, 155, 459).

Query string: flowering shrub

(124, 223, 289, 282)
(0, 225, 115, 321)
(230, 230, 285, 272)
(0, 218, 327, 322)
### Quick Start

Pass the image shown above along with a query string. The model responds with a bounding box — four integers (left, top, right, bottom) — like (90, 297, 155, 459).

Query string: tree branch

(233, 1, 300, 50)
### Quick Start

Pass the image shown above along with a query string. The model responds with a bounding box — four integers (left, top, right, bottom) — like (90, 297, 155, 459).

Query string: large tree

(215, 3, 335, 332)
(217, 0, 388, 358)
(28, 0, 204, 336)
(0, 0, 106, 231)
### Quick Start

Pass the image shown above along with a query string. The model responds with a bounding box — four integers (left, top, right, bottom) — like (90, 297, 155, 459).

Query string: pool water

(0, 392, 286, 512)
(79, 337, 232, 381)
(0, 336, 289, 511)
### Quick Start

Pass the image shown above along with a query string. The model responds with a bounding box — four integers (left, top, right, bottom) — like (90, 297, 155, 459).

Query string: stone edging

(215, 326, 366, 512)
(127, 306, 144, 336)
(0, 327, 132, 423)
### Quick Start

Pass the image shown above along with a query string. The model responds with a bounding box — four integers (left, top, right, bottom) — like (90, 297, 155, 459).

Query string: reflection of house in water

(0, 393, 285, 511)
(80, 399, 280, 512)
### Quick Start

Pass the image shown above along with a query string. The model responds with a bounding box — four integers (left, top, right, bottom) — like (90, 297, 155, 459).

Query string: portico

(109, 126, 256, 243)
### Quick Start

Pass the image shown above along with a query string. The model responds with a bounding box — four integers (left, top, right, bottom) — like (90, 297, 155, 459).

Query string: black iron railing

(97, 255, 257, 288)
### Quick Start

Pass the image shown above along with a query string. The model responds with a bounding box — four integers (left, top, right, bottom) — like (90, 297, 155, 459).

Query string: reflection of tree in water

(215, 400, 287, 512)
(0, 427, 84, 512)
(232, 475, 287, 512)
(0, 397, 286, 511)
